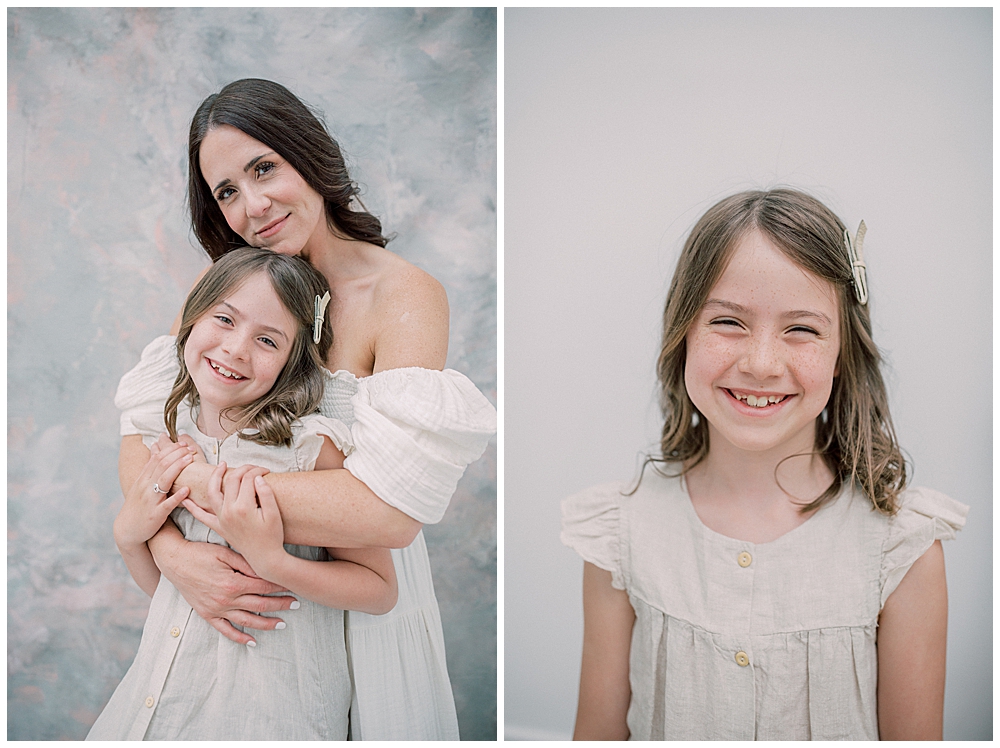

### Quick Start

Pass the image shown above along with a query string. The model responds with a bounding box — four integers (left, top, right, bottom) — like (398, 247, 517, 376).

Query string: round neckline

(677, 473, 841, 548)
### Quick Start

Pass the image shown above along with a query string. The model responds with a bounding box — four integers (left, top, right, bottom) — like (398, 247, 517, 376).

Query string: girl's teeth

(734, 391, 784, 408)
(211, 362, 244, 379)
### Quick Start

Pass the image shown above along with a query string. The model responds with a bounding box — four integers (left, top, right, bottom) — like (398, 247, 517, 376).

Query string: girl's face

(684, 230, 841, 457)
(199, 124, 329, 259)
(184, 271, 299, 433)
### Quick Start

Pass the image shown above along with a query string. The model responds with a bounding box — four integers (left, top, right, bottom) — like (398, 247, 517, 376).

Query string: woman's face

(199, 124, 328, 258)
(683, 230, 841, 458)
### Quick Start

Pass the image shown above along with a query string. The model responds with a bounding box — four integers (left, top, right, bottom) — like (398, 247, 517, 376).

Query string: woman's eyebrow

(220, 301, 289, 342)
(211, 153, 277, 193)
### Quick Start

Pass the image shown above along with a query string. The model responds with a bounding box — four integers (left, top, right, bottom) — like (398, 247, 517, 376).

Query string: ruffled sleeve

(114, 335, 180, 438)
(561, 483, 626, 591)
(879, 486, 969, 608)
(341, 368, 497, 525)
(291, 413, 355, 472)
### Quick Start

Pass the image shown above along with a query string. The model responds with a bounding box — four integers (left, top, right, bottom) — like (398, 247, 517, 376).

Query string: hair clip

(843, 220, 868, 305)
(313, 291, 331, 344)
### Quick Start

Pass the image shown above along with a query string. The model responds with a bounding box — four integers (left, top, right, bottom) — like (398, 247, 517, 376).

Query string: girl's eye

(789, 326, 819, 335)
(214, 314, 234, 326)
(258, 336, 277, 349)
(255, 161, 275, 178)
(709, 318, 742, 328)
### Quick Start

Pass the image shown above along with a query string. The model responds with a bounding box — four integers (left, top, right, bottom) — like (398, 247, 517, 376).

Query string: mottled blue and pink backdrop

(8, 8, 496, 740)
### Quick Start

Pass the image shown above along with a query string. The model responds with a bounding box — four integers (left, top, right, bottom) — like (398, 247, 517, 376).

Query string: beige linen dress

(101, 335, 497, 740)
(88, 409, 356, 740)
(561, 468, 968, 740)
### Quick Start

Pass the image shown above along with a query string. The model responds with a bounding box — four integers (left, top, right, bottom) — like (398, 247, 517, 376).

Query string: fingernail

(246, 640, 256, 648)
(290, 601, 300, 610)
(275, 622, 286, 630)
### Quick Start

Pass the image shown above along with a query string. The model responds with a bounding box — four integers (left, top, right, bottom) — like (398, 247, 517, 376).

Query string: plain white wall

(505, 8, 991, 740)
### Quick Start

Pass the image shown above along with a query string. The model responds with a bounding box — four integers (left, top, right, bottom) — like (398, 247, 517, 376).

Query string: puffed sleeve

(291, 413, 355, 472)
(343, 368, 497, 525)
(114, 335, 179, 438)
(879, 486, 969, 608)
(561, 483, 626, 591)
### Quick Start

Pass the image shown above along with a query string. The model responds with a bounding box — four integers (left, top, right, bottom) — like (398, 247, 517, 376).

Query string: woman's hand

(113, 439, 193, 551)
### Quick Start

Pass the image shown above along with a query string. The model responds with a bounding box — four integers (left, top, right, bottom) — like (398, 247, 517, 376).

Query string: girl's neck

(195, 400, 241, 441)
(685, 421, 835, 543)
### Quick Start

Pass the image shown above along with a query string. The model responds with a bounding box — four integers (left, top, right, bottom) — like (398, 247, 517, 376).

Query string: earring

(691, 412, 700, 428)
(820, 408, 829, 425)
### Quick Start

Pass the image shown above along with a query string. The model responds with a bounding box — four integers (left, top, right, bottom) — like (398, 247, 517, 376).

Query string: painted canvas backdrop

(505, 8, 991, 740)
(8, 7, 496, 740)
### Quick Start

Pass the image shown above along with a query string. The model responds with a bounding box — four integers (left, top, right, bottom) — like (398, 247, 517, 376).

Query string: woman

(116, 78, 497, 740)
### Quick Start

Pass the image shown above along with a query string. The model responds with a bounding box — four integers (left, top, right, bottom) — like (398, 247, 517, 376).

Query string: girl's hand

(151, 432, 207, 464)
(113, 439, 193, 551)
(190, 463, 287, 577)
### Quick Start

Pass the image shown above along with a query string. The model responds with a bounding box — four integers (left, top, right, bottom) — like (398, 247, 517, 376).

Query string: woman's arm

(574, 562, 634, 741)
(877, 540, 947, 740)
(206, 454, 398, 615)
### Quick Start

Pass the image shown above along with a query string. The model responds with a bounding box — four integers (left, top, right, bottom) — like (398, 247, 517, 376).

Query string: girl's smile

(198, 124, 329, 258)
(184, 272, 298, 438)
(684, 230, 841, 456)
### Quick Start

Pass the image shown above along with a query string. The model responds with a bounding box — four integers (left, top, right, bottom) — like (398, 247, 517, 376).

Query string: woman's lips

(257, 214, 290, 239)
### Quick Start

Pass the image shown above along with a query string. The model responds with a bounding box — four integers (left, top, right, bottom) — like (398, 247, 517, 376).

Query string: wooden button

(737, 551, 752, 568)
(170, 627, 180, 638)
(145, 696, 155, 708)
(735, 651, 749, 667)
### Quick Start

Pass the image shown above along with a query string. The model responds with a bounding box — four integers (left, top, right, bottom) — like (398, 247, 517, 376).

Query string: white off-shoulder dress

(105, 335, 497, 740)
(561, 468, 969, 740)
(88, 409, 356, 740)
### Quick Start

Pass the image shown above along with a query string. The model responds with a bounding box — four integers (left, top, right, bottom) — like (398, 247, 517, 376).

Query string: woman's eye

(215, 187, 235, 202)
(255, 161, 275, 178)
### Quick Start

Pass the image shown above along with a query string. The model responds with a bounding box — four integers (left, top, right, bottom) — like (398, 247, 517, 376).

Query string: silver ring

(153, 483, 167, 495)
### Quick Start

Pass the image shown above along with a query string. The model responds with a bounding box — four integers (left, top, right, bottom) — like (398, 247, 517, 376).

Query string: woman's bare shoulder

(369, 249, 450, 371)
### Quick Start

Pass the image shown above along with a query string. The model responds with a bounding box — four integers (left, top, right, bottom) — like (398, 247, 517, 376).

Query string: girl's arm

(120, 435, 299, 646)
(574, 561, 635, 741)
(123, 436, 421, 550)
(876, 540, 947, 740)
(112, 439, 192, 594)
(198, 438, 398, 615)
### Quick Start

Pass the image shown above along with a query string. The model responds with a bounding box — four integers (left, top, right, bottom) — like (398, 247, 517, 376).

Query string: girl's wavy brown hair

(164, 247, 333, 447)
(188, 78, 389, 261)
(653, 189, 907, 514)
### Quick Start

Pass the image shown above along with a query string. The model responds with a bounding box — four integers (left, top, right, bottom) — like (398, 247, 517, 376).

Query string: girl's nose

(222, 331, 252, 361)
(738, 332, 784, 380)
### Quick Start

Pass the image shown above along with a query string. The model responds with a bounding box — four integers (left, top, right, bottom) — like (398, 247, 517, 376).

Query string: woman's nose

(738, 332, 784, 380)
(244, 185, 271, 218)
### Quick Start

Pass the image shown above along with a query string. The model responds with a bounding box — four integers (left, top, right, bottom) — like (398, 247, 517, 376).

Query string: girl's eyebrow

(211, 152, 277, 193)
(220, 301, 289, 342)
(704, 299, 832, 326)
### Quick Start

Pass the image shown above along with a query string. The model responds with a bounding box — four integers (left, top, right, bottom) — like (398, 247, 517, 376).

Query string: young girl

(562, 189, 969, 741)
(88, 247, 397, 740)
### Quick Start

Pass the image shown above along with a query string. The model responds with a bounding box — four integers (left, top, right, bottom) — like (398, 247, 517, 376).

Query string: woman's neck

(302, 228, 381, 289)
